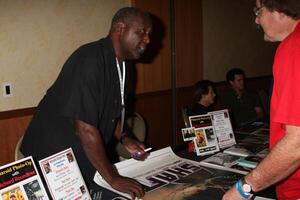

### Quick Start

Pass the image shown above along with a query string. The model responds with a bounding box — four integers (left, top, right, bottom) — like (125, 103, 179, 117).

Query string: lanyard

(116, 58, 126, 133)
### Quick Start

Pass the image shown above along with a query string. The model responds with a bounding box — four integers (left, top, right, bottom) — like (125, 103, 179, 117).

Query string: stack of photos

(199, 152, 249, 175)
(200, 132, 270, 174)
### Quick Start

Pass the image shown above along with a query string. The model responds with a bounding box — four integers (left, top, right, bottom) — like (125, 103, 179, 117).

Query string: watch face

(242, 184, 251, 193)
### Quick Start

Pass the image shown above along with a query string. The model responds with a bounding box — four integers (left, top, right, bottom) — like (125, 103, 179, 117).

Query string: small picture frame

(181, 127, 196, 141)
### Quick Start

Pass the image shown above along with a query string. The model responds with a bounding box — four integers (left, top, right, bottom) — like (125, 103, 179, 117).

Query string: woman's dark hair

(193, 80, 214, 103)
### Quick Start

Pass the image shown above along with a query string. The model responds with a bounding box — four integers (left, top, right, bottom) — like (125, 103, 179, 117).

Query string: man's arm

(75, 120, 144, 199)
(223, 125, 300, 199)
(114, 119, 147, 160)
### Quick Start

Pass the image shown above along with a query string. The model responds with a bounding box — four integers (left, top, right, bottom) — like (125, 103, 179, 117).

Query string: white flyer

(209, 109, 236, 149)
(39, 148, 91, 200)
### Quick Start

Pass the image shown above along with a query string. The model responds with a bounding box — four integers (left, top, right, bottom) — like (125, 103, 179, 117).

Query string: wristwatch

(236, 177, 254, 199)
(241, 178, 252, 193)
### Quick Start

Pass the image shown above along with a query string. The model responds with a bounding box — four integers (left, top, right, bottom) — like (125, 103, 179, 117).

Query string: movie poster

(94, 147, 242, 200)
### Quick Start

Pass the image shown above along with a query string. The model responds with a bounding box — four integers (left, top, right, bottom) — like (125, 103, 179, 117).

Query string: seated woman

(187, 80, 216, 116)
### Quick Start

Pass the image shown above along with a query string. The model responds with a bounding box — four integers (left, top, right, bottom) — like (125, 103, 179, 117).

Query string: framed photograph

(193, 127, 219, 156)
(181, 127, 196, 141)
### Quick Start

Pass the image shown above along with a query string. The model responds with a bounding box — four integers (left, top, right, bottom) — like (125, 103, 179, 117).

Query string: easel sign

(39, 148, 91, 200)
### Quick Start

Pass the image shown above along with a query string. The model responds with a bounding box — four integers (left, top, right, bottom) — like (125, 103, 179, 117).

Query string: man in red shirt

(223, 0, 300, 199)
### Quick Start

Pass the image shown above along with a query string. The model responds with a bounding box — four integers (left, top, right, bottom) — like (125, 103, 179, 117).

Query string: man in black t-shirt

(21, 7, 152, 199)
(187, 80, 216, 116)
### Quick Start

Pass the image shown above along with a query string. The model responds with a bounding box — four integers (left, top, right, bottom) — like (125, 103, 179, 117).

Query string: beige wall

(202, 0, 278, 82)
(0, 0, 130, 111)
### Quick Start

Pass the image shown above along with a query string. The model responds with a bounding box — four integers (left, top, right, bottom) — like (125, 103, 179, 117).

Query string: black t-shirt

(186, 103, 213, 116)
(21, 37, 123, 183)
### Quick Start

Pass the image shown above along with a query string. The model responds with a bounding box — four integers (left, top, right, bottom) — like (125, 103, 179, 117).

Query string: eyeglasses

(253, 6, 263, 17)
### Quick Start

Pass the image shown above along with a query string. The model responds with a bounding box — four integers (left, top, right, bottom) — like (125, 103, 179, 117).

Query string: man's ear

(115, 22, 126, 35)
(278, 10, 290, 21)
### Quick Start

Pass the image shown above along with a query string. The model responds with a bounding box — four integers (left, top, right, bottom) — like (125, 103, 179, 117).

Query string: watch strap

(236, 179, 253, 199)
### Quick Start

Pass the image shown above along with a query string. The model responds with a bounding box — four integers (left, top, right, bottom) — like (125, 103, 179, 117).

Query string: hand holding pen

(121, 135, 151, 161)
(131, 147, 152, 158)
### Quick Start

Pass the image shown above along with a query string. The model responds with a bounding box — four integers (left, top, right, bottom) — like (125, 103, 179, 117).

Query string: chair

(116, 112, 146, 160)
(15, 135, 25, 160)
(181, 107, 191, 128)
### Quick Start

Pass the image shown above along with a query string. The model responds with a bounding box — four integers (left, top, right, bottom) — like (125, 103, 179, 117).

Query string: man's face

(119, 17, 152, 60)
(230, 74, 244, 92)
(254, 0, 283, 42)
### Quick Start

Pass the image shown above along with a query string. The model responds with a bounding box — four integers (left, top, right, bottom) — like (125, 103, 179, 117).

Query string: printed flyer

(39, 148, 91, 200)
(189, 114, 219, 156)
(209, 109, 236, 149)
(0, 157, 49, 200)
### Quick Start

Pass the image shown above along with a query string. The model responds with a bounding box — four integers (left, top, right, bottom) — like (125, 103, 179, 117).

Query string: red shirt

(270, 22, 300, 200)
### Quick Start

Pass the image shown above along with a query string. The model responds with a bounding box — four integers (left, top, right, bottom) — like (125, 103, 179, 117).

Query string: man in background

(186, 80, 216, 116)
(220, 68, 264, 127)
(223, 0, 300, 199)
(21, 7, 152, 199)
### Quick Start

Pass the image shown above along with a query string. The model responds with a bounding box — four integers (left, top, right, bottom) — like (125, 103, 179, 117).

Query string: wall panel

(0, 0, 130, 111)
(202, 0, 277, 81)
(132, 0, 171, 93)
(0, 114, 32, 165)
(175, 0, 203, 87)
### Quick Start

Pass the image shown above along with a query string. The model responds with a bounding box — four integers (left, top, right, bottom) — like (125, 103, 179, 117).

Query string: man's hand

(110, 175, 145, 199)
(122, 136, 149, 160)
(223, 187, 247, 200)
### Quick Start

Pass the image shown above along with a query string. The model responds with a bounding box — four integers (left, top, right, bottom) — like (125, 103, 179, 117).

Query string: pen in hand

(132, 147, 152, 158)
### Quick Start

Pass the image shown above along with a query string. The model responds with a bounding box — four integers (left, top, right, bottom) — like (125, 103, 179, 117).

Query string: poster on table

(0, 156, 49, 200)
(93, 147, 273, 200)
(38, 148, 91, 200)
(208, 109, 236, 149)
(189, 114, 219, 156)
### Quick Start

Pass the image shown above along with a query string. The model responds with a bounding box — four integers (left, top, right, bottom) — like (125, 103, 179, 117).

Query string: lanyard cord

(116, 58, 126, 106)
(116, 58, 126, 133)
